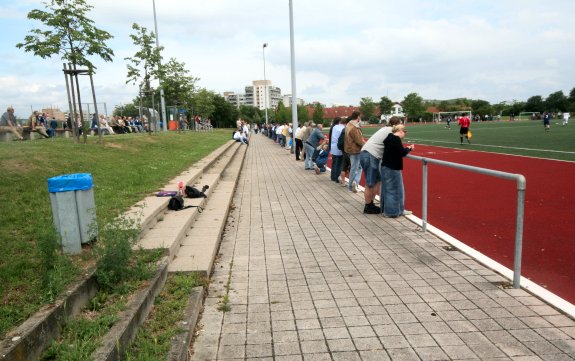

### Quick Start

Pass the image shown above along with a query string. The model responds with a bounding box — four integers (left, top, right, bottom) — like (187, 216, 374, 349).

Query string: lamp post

(262, 42, 269, 125)
(152, 0, 167, 131)
(289, 0, 298, 134)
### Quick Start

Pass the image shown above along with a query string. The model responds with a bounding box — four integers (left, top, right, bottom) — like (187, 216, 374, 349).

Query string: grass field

(360, 120, 575, 162)
(0, 131, 231, 337)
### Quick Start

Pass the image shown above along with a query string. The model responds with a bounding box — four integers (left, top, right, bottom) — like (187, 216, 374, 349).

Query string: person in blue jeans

(304, 123, 324, 170)
(314, 143, 329, 174)
(381, 124, 414, 218)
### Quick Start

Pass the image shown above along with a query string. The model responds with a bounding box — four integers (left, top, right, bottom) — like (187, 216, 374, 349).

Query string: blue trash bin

(48, 173, 98, 254)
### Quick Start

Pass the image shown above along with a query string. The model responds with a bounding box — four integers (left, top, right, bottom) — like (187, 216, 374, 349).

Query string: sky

(1, 0, 574, 117)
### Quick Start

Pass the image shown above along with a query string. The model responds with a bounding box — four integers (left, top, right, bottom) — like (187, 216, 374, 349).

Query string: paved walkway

(192, 134, 575, 361)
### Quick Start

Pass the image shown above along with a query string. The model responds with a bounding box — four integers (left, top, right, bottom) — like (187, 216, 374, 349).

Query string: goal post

(433, 111, 472, 123)
(518, 112, 541, 121)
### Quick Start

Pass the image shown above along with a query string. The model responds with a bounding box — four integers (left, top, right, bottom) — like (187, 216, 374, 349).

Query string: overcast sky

(1, 0, 574, 116)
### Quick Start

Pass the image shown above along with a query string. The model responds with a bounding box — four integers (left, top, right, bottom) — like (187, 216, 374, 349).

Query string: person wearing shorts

(360, 117, 401, 214)
(458, 113, 471, 144)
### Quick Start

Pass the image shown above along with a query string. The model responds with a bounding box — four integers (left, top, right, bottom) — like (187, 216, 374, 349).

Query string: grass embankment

(361, 120, 575, 162)
(0, 130, 231, 337)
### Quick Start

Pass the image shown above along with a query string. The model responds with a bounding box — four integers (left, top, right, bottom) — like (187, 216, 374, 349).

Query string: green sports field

(360, 120, 575, 162)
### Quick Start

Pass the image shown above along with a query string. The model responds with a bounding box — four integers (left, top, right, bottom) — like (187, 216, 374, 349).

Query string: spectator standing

(0, 106, 23, 140)
(301, 121, 312, 160)
(563, 112, 570, 126)
(344, 111, 365, 193)
(294, 123, 304, 161)
(381, 124, 414, 217)
(458, 113, 471, 144)
(360, 116, 401, 214)
(329, 117, 344, 183)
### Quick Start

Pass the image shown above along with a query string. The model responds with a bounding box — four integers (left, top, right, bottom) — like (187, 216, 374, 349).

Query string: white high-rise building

(224, 80, 282, 110)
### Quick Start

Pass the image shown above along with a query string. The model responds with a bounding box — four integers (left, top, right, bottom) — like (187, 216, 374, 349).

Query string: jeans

(348, 153, 362, 191)
(381, 166, 405, 217)
(330, 154, 343, 182)
(304, 143, 315, 169)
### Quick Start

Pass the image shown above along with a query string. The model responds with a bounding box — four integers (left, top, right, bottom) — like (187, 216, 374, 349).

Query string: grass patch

(124, 272, 208, 360)
(0, 130, 231, 337)
(40, 249, 165, 360)
(360, 120, 575, 161)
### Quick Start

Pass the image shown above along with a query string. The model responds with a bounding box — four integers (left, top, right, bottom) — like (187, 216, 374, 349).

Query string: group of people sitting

(262, 111, 415, 218)
(0, 107, 56, 140)
(232, 119, 250, 145)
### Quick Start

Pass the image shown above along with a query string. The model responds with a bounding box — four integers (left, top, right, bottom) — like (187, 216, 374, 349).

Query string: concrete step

(135, 142, 241, 259)
(168, 145, 247, 274)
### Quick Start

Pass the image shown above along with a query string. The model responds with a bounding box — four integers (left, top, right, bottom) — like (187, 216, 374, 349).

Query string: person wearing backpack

(329, 117, 345, 183)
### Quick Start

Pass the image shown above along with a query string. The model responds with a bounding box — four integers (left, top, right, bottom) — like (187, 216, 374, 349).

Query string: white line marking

(409, 139, 575, 155)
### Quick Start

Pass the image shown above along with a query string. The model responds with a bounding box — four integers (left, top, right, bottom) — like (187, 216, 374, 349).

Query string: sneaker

(351, 181, 357, 193)
(314, 166, 320, 175)
(402, 210, 413, 216)
(363, 203, 381, 214)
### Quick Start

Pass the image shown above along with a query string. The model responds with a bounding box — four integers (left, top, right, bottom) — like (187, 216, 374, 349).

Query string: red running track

(403, 145, 575, 304)
(328, 145, 575, 303)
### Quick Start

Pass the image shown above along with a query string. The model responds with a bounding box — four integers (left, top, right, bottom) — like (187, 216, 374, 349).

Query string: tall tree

(312, 103, 324, 124)
(275, 102, 289, 124)
(211, 94, 239, 128)
(378, 96, 393, 117)
(545, 91, 568, 112)
(17, 0, 114, 142)
(16, 0, 114, 69)
(125, 23, 162, 91)
(525, 96, 544, 113)
(159, 58, 199, 108)
(192, 89, 216, 119)
(402, 93, 425, 120)
(239, 105, 261, 123)
(470, 99, 493, 116)
(359, 97, 377, 122)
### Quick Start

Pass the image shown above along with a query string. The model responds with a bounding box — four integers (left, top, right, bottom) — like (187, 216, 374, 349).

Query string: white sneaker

(352, 181, 357, 193)
(402, 210, 413, 216)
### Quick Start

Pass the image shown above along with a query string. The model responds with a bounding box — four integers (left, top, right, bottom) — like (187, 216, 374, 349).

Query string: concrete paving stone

(342, 314, 370, 327)
(471, 318, 505, 331)
(273, 319, 297, 331)
(406, 333, 438, 348)
(348, 325, 377, 338)
(398, 322, 428, 335)
(222, 322, 247, 334)
(359, 349, 392, 361)
(246, 331, 272, 345)
(385, 347, 421, 361)
(331, 351, 362, 361)
(541, 354, 575, 361)
(522, 340, 565, 355)
(221, 332, 247, 345)
(275, 354, 303, 361)
(327, 338, 355, 352)
(422, 320, 452, 334)
(544, 315, 575, 328)
(272, 310, 296, 322)
(335, 298, 360, 308)
(353, 336, 383, 351)
(298, 328, 325, 341)
(294, 308, 318, 320)
(302, 353, 332, 361)
(385, 303, 411, 314)
(550, 339, 575, 355)
(300, 340, 328, 354)
(245, 343, 273, 358)
(247, 321, 272, 333)
(296, 318, 321, 330)
(274, 341, 301, 355)
(291, 300, 315, 310)
(217, 344, 245, 359)
(449, 320, 481, 332)
(389, 312, 419, 324)
(316, 307, 340, 318)
(320, 316, 346, 328)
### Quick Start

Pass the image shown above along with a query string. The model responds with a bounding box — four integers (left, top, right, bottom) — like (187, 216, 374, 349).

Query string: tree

(545, 91, 568, 112)
(312, 103, 324, 124)
(525, 96, 544, 113)
(211, 94, 239, 128)
(359, 97, 377, 122)
(17, 0, 114, 142)
(402, 93, 425, 120)
(470, 99, 493, 117)
(125, 23, 162, 91)
(113, 104, 139, 118)
(275, 102, 290, 124)
(239, 105, 261, 123)
(378, 96, 393, 117)
(16, 0, 114, 69)
(192, 89, 216, 119)
(159, 58, 199, 109)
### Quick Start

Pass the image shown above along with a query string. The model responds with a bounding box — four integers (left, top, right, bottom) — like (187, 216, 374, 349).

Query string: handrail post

(513, 175, 527, 288)
(422, 159, 428, 232)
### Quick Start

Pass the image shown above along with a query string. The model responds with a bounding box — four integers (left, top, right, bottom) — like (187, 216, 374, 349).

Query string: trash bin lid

(48, 173, 94, 192)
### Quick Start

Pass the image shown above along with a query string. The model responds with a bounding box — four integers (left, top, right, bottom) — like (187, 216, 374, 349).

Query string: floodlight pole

(289, 0, 298, 133)
(152, 0, 167, 132)
(263, 43, 269, 125)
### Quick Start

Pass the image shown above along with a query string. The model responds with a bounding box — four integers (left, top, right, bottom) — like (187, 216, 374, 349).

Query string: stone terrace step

(168, 144, 247, 274)
(135, 142, 246, 264)
(123, 140, 237, 236)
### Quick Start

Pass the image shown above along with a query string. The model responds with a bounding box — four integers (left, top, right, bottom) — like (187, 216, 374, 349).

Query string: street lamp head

(263, 43, 268, 48)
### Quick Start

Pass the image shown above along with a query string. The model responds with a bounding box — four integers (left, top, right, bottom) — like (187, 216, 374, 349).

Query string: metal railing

(407, 154, 527, 288)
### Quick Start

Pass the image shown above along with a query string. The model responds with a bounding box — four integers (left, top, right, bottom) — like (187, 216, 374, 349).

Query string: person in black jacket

(380, 124, 414, 217)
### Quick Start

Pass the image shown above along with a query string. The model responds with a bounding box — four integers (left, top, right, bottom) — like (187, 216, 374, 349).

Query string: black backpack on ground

(185, 185, 209, 198)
